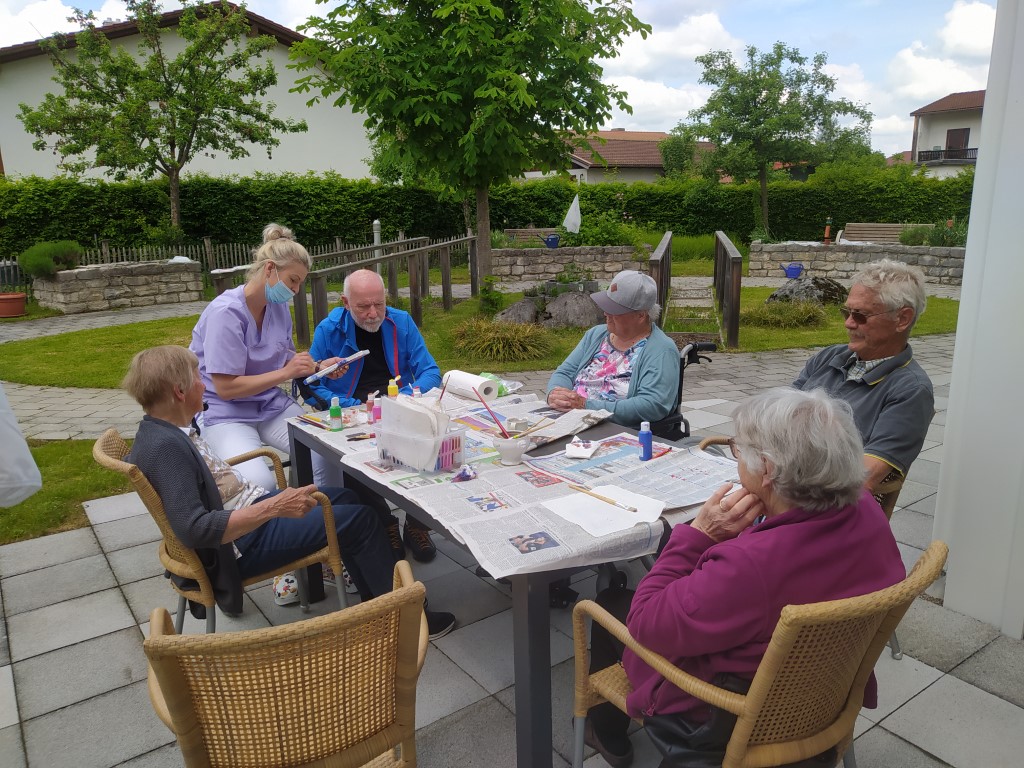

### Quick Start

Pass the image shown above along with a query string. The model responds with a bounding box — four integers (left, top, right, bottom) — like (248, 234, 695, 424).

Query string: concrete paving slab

(917, 443, 944, 463)
(883, 674, 1024, 768)
(83, 492, 147, 525)
(415, 696, 536, 768)
(406, 545, 463, 582)
(433, 609, 573, 694)
(678, 410, 733, 430)
(108, 541, 165, 585)
(116, 743, 184, 767)
(244, 581, 347, 627)
(0, 528, 100, 578)
(416, 644, 489, 729)
(0, 665, 16, 729)
(905, 493, 937, 517)
(13, 627, 147, 720)
(93, 513, 161, 553)
(414, 565, 512, 629)
(1, 553, 116, 616)
(7, 589, 136, 662)
(907, 458, 942, 488)
(122, 575, 185, 625)
(495, 658, 586, 762)
(679, 398, 728, 409)
(891, 508, 939, 551)
(22, 679, 173, 768)
(432, 536, 477, 569)
(950, 634, 1024, 708)
(0, 724, 26, 768)
(852, 727, 953, 767)
(895, 479, 941, 508)
(895, 600, 1001, 672)
(866, 652, 944, 722)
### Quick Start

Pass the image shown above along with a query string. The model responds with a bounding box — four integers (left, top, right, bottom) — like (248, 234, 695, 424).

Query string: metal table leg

(511, 572, 554, 768)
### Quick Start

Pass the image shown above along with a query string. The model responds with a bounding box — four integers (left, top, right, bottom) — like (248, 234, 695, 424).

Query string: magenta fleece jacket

(623, 489, 905, 721)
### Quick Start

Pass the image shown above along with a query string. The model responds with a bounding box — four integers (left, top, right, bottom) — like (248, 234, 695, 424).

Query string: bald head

(342, 269, 387, 332)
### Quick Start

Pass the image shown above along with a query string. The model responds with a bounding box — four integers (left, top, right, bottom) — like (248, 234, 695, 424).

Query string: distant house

(910, 90, 984, 178)
(0, 8, 372, 180)
(523, 129, 715, 184)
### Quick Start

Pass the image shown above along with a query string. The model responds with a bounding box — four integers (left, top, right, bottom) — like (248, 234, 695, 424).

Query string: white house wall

(915, 111, 984, 153)
(0, 29, 372, 180)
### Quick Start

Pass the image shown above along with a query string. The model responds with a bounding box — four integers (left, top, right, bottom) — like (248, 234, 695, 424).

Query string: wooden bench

(837, 222, 933, 244)
(503, 227, 560, 243)
(210, 264, 249, 295)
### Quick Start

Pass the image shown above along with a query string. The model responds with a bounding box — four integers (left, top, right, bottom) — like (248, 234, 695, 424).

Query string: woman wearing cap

(546, 270, 679, 429)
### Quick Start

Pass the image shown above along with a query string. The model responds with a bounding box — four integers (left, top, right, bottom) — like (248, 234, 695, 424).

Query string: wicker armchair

(145, 560, 429, 768)
(571, 540, 948, 768)
(93, 427, 347, 633)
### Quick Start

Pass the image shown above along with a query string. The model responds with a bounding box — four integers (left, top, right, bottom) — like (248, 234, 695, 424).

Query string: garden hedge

(0, 168, 974, 255)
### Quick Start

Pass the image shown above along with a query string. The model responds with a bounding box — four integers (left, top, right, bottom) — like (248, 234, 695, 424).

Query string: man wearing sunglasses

(793, 259, 934, 491)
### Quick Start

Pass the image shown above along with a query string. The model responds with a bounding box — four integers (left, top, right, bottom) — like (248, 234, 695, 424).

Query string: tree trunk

(758, 164, 770, 236)
(475, 186, 492, 280)
(169, 168, 182, 228)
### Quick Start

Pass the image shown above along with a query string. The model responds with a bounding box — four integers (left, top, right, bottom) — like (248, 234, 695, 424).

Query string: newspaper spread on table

(338, 430, 740, 579)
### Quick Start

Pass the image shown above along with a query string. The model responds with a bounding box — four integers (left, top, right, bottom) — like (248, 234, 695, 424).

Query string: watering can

(537, 233, 560, 248)
(781, 263, 804, 279)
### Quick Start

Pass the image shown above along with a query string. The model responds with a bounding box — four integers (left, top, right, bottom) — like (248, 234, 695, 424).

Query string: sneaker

(403, 518, 437, 562)
(425, 610, 456, 640)
(273, 572, 299, 606)
(386, 517, 406, 562)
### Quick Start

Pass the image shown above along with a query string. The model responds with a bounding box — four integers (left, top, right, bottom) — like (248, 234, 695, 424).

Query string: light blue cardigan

(546, 324, 679, 429)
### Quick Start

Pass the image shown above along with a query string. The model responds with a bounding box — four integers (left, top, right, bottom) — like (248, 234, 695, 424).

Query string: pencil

(568, 484, 638, 513)
(297, 415, 329, 430)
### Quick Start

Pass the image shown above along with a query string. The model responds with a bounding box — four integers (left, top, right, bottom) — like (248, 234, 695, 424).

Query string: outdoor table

(288, 416, 704, 768)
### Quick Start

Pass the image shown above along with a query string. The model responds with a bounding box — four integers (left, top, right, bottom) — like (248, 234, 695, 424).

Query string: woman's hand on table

(692, 483, 765, 543)
(547, 387, 585, 411)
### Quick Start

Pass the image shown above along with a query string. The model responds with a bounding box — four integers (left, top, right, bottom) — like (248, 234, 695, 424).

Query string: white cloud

(602, 13, 743, 84)
(939, 0, 996, 58)
(600, 76, 712, 132)
(888, 42, 988, 102)
(870, 114, 916, 156)
(0, 1, 129, 47)
(824, 62, 873, 108)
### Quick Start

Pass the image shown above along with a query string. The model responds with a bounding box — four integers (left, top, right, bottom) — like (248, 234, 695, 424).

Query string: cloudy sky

(1, 0, 997, 156)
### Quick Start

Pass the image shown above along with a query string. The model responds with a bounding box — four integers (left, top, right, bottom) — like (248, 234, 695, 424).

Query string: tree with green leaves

(658, 124, 699, 178)
(682, 42, 873, 235)
(291, 0, 649, 277)
(18, 0, 307, 228)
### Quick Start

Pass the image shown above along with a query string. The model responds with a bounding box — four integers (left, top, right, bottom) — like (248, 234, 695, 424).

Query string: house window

(946, 128, 970, 159)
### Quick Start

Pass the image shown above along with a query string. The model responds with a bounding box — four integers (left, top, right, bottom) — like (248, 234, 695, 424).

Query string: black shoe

(385, 517, 406, 562)
(403, 519, 437, 562)
(584, 718, 634, 768)
(425, 610, 456, 640)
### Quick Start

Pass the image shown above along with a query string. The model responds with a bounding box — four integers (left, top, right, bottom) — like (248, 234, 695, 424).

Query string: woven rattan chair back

(145, 561, 428, 768)
(93, 428, 215, 608)
(726, 540, 948, 767)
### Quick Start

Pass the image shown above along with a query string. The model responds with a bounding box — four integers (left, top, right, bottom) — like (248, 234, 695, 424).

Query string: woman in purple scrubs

(190, 223, 341, 490)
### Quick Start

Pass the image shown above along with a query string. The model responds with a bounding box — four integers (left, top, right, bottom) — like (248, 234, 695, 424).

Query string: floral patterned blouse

(572, 336, 647, 404)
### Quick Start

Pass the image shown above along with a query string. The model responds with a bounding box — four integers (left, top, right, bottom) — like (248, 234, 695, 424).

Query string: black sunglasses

(839, 307, 898, 324)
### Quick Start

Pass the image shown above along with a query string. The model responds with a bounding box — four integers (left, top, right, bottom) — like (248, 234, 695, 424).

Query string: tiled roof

(570, 131, 714, 169)
(910, 90, 985, 116)
(0, 3, 303, 63)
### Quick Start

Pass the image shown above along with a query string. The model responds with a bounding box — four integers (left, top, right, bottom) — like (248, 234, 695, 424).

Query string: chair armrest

(573, 599, 747, 716)
(698, 436, 730, 451)
(227, 447, 287, 490)
(145, 608, 176, 730)
(394, 560, 430, 670)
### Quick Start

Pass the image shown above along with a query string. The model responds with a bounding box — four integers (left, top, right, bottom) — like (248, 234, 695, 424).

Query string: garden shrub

(899, 225, 932, 246)
(18, 240, 82, 278)
(479, 276, 505, 315)
(455, 317, 554, 363)
(741, 301, 827, 329)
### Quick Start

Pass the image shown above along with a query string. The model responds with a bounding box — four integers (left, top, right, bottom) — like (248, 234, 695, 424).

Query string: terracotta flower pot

(0, 292, 27, 318)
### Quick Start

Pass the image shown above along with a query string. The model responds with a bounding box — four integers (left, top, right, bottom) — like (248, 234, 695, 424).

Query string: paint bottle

(387, 378, 399, 398)
(329, 397, 343, 431)
(638, 421, 653, 461)
(372, 399, 382, 424)
(366, 394, 376, 423)
(412, 386, 422, 398)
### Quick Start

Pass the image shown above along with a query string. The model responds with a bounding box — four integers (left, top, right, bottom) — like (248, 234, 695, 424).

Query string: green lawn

(1, 439, 133, 545)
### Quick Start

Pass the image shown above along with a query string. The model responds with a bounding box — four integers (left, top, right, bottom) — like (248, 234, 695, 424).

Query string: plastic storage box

(375, 426, 465, 472)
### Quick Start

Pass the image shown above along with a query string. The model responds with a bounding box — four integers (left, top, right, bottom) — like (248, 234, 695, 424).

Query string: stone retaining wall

(748, 242, 965, 285)
(491, 246, 646, 283)
(33, 261, 203, 314)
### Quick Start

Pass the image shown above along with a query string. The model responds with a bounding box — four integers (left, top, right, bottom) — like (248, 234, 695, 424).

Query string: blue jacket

(546, 324, 679, 429)
(308, 306, 441, 407)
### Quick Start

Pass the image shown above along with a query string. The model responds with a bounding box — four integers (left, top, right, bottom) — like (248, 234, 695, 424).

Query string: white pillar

(933, 0, 1024, 637)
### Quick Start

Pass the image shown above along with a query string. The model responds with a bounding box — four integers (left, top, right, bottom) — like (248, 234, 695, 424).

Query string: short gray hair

(646, 303, 662, 324)
(733, 388, 865, 512)
(852, 259, 927, 328)
(122, 346, 198, 411)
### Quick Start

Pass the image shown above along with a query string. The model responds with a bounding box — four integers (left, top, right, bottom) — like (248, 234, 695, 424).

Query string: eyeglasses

(839, 307, 898, 324)
(727, 438, 741, 460)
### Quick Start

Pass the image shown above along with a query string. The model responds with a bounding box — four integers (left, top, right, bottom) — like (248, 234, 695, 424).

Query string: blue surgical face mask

(264, 268, 295, 304)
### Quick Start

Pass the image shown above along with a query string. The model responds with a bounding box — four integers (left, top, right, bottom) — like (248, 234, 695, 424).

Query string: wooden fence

(647, 231, 673, 327)
(80, 238, 353, 272)
(713, 231, 743, 348)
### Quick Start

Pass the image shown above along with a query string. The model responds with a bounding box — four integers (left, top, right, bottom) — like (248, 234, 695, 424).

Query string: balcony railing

(917, 147, 978, 162)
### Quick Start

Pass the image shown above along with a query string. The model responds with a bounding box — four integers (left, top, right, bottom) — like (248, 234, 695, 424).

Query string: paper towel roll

(442, 370, 498, 401)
